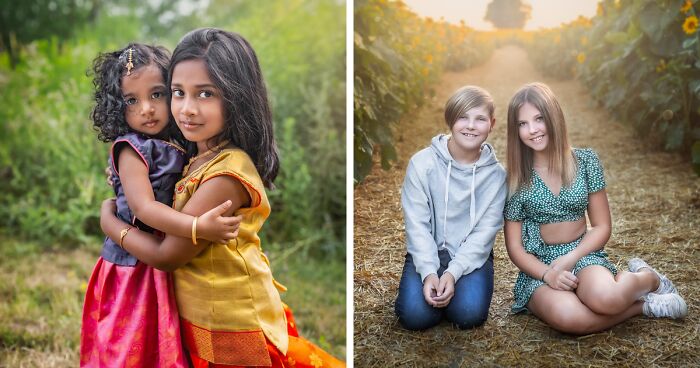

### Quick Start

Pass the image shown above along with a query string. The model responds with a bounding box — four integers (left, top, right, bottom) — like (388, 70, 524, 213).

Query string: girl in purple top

(80, 43, 239, 367)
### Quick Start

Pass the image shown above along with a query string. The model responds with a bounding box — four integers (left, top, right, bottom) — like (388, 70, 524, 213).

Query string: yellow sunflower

(577, 52, 586, 64)
(681, 0, 692, 13)
(683, 15, 699, 35)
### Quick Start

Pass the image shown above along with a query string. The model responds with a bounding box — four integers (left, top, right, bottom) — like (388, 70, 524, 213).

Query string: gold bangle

(191, 216, 199, 245)
(119, 226, 133, 248)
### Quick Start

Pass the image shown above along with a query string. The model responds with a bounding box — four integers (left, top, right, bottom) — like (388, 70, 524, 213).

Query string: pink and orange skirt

(187, 304, 345, 368)
(80, 257, 188, 367)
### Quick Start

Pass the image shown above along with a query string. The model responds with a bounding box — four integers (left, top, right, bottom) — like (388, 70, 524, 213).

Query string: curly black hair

(89, 43, 182, 143)
(170, 28, 279, 188)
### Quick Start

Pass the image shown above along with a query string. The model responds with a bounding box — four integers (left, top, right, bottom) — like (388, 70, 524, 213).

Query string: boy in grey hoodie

(395, 86, 507, 330)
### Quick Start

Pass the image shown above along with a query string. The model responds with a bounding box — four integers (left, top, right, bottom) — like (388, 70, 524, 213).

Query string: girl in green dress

(503, 82, 686, 334)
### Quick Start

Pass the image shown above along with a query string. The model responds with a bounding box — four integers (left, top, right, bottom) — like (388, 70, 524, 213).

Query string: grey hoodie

(401, 134, 507, 283)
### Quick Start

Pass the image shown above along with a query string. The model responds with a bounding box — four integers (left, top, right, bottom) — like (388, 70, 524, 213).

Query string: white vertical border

(345, 0, 354, 366)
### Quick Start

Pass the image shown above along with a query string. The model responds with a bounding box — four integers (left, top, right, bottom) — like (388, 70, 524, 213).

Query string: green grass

(0, 236, 346, 366)
(270, 250, 347, 359)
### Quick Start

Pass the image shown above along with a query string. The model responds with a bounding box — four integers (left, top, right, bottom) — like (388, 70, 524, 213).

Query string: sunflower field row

(524, 0, 700, 174)
(354, 0, 493, 182)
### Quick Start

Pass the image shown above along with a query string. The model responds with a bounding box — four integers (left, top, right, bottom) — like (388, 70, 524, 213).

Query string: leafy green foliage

(0, 19, 142, 245)
(526, 17, 592, 79)
(524, 0, 700, 174)
(354, 0, 492, 182)
(0, 0, 96, 68)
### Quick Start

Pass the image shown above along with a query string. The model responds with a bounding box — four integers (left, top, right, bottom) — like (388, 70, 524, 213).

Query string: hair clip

(126, 48, 134, 76)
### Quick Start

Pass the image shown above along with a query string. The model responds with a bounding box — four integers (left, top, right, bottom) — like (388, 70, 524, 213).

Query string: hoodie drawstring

(442, 160, 452, 250)
(470, 164, 477, 230)
(443, 161, 478, 251)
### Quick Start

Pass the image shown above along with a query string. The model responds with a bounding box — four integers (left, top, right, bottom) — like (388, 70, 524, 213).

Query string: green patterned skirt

(511, 228, 617, 313)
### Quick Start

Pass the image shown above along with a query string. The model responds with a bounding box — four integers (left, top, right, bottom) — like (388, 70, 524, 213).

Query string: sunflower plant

(353, 0, 492, 182)
(527, 0, 700, 174)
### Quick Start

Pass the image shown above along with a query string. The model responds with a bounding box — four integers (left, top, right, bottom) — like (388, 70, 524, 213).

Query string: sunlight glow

(401, 0, 599, 31)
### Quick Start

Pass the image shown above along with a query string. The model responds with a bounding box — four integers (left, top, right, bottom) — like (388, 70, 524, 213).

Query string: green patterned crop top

(504, 148, 606, 225)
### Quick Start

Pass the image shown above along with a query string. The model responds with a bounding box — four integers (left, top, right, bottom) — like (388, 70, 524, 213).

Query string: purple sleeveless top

(102, 132, 186, 266)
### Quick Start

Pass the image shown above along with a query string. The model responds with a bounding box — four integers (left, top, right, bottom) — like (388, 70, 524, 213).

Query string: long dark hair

(169, 28, 279, 188)
(90, 43, 181, 142)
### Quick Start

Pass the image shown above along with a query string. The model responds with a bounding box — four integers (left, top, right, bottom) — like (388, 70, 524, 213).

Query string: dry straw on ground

(354, 46, 700, 367)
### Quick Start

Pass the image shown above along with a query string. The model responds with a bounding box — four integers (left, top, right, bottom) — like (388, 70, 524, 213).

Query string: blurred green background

(0, 0, 346, 365)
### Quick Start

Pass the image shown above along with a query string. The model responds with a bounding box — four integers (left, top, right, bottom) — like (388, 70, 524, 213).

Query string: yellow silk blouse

(172, 148, 287, 366)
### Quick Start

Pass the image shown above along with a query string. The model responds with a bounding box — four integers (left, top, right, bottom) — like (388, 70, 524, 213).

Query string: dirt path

(354, 45, 700, 367)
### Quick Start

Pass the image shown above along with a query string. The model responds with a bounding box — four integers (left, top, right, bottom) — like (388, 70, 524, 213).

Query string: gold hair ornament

(126, 48, 134, 75)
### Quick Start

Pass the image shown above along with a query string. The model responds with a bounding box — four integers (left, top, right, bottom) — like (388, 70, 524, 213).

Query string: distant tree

(484, 0, 532, 29)
(0, 0, 97, 69)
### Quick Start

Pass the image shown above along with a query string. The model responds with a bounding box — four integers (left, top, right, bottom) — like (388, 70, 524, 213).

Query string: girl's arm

(119, 146, 238, 243)
(504, 220, 578, 291)
(550, 190, 611, 271)
(101, 174, 249, 271)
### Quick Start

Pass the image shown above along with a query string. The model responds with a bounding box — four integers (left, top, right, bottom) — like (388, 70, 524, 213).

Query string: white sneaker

(642, 293, 688, 319)
(628, 258, 678, 295)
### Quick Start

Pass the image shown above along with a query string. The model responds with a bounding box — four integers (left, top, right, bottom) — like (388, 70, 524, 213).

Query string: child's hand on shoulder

(197, 200, 242, 244)
(105, 166, 114, 187)
(101, 197, 117, 216)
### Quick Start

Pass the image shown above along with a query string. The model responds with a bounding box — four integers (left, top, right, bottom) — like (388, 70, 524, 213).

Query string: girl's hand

(422, 274, 440, 307)
(101, 197, 117, 217)
(105, 166, 114, 187)
(99, 198, 118, 235)
(196, 200, 242, 243)
(433, 272, 455, 308)
(550, 252, 579, 273)
(543, 267, 578, 291)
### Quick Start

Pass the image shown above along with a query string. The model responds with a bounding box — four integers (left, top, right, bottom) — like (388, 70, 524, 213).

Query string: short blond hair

(444, 85, 495, 129)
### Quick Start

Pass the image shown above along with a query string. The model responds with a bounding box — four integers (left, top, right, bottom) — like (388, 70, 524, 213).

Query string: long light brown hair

(506, 82, 576, 195)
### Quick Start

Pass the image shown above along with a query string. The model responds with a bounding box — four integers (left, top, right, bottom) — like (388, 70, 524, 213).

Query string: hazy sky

(402, 0, 599, 31)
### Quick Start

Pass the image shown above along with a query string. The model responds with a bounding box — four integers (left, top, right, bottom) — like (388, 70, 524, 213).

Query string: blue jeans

(394, 249, 494, 330)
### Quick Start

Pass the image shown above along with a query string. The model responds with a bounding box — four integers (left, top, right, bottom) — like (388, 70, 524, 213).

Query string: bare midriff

(540, 217, 586, 245)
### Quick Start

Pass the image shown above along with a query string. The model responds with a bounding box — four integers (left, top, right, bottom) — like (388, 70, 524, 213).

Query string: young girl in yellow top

(100, 28, 344, 367)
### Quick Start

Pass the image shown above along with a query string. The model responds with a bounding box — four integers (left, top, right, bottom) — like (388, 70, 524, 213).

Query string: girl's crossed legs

(527, 265, 658, 334)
